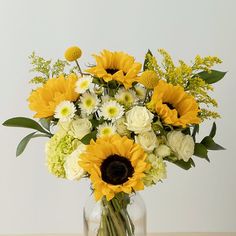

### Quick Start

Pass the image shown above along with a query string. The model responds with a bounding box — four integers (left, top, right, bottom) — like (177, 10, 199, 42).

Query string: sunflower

(79, 135, 149, 201)
(86, 50, 142, 89)
(28, 74, 79, 118)
(148, 80, 201, 127)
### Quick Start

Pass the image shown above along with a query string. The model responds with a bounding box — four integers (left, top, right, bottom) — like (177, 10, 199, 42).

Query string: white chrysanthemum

(79, 92, 99, 115)
(75, 75, 93, 93)
(115, 88, 137, 107)
(134, 84, 146, 100)
(54, 101, 76, 122)
(100, 100, 124, 122)
(97, 122, 116, 138)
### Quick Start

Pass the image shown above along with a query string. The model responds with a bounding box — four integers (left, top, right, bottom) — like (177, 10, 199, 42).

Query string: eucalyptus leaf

(39, 118, 51, 131)
(201, 136, 225, 150)
(196, 70, 226, 84)
(209, 122, 216, 138)
(143, 49, 153, 71)
(166, 158, 195, 170)
(16, 132, 36, 157)
(194, 143, 209, 160)
(81, 130, 97, 145)
(3, 117, 51, 136)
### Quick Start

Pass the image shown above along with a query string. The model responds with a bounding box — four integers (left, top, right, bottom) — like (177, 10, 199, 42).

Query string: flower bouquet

(3, 46, 226, 236)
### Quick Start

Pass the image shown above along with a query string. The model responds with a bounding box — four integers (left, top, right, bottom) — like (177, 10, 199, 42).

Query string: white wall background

(0, 0, 235, 233)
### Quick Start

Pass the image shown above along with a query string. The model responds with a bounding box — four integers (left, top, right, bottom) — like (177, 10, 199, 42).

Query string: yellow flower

(28, 74, 79, 118)
(86, 50, 142, 89)
(64, 46, 82, 62)
(79, 135, 149, 201)
(148, 80, 201, 127)
(138, 70, 159, 89)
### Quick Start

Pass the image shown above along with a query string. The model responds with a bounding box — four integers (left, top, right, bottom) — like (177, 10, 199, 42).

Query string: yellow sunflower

(86, 50, 142, 89)
(148, 80, 201, 127)
(79, 134, 149, 201)
(28, 74, 79, 118)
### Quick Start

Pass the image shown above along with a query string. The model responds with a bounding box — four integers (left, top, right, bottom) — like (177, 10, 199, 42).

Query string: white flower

(115, 88, 137, 107)
(125, 106, 154, 134)
(54, 101, 76, 122)
(97, 122, 116, 138)
(134, 84, 146, 100)
(100, 100, 124, 122)
(64, 143, 86, 181)
(79, 92, 99, 115)
(75, 75, 93, 94)
(155, 144, 171, 158)
(167, 131, 195, 162)
(135, 131, 158, 153)
(63, 117, 92, 139)
(101, 95, 112, 103)
(115, 117, 130, 137)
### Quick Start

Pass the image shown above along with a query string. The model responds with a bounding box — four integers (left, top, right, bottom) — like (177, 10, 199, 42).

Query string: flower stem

(75, 60, 83, 77)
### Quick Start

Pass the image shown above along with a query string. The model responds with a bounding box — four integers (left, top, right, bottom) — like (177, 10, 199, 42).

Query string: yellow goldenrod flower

(148, 80, 201, 127)
(28, 74, 79, 118)
(138, 70, 159, 89)
(86, 49, 142, 89)
(79, 134, 149, 201)
(64, 46, 82, 62)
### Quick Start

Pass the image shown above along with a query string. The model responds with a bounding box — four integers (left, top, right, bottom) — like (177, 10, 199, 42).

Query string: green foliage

(194, 143, 209, 161)
(80, 130, 97, 145)
(29, 52, 69, 85)
(2, 117, 52, 136)
(167, 158, 195, 170)
(196, 70, 227, 84)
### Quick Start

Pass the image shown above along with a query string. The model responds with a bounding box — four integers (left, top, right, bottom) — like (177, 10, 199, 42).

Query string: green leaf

(80, 130, 97, 145)
(192, 124, 199, 141)
(209, 122, 216, 138)
(196, 70, 227, 84)
(16, 132, 51, 157)
(39, 118, 51, 131)
(143, 49, 153, 71)
(201, 136, 225, 150)
(16, 132, 36, 157)
(194, 143, 209, 161)
(3, 117, 51, 135)
(167, 158, 195, 170)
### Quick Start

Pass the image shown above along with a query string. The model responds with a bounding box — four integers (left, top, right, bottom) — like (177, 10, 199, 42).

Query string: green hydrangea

(143, 154, 167, 187)
(46, 130, 79, 178)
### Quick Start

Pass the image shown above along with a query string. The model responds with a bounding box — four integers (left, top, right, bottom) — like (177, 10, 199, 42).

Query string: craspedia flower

(28, 74, 79, 118)
(138, 70, 159, 89)
(97, 122, 116, 138)
(79, 134, 149, 201)
(64, 46, 82, 62)
(86, 50, 142, 89)
(54, 101, 76, 122)
(100, 100, 124, 122)
(147, 80, 201, 127)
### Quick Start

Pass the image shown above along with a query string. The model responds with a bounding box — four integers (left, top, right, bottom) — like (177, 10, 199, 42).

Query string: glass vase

(83, 192, 146, 236)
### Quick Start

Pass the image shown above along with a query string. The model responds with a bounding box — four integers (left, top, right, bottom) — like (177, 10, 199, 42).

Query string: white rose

(135, 131, 158, 152)
(155, 145, 171, 158)
(64, 144, 86, 180)
(68, 118, 92, 139)
(125, 106, 154, 134)
(167, 131, 194, 162)
(115, 117, 130, 136)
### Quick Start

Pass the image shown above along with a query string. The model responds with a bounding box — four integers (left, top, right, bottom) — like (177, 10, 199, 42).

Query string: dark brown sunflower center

(164, 102, 175, 110)
(101, 155, 134, 185)
(164, 102, 181, 118)
(106, 68, 119, 75)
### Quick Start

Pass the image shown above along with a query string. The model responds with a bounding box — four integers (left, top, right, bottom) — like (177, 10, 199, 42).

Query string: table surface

(1, 233, 236, 236)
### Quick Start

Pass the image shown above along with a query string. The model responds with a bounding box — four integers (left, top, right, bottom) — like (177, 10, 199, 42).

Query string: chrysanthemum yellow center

(101, 155, 134, 185)
(85, 99, 93, 107)
(80, 81, 89, 89)
(61, 107, 70, 116)
(101, 128, 111, 135)
(107, 107, 117, 116)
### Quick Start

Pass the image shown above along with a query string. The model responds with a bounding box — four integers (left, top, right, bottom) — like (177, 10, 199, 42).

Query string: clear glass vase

(83, 192, 146, 236)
